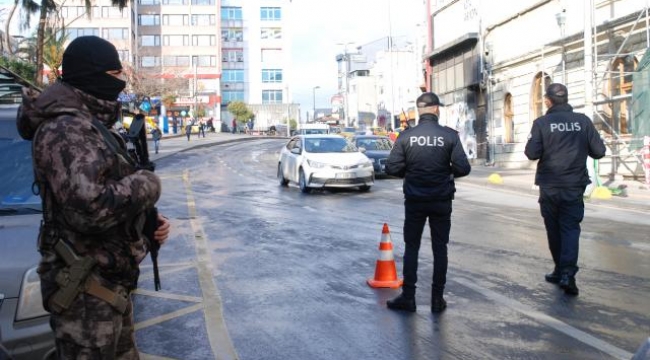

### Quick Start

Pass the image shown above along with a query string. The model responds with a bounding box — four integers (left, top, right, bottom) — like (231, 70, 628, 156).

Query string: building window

(221, 90, 244, 104)
(261, 49, 281, 63)
(140, 35, 161, 46)
(163, 14, 189, 26)
(191, 0, 214, 5)
(531, 72, 551, 119)
(66, 28, 99, 40)
(103, 28, 129, 40)
(221, 7, 242, 20)
(262, 69, 282, 83)
(162, 0, 188, 4)
(117, 50, 129, 62)
(260, 7, 281, 21)
(62, 6, 99, 18)
(191, 56, 217, 67)
(504, 93, 514, 143)
(607, 56, 637, 135)
(222, 49, 244, 62)
(102, 6, 127, 18)
(192, 35, 216, 47)
(163, 56, 190, 66)
(223, 70, 244, 82)
(163, 35, 189, 46)
(262, 90, 283, 104)
(140, 56, 160, 68)
(191, 14, 216, 26)
(139, 0, 160, 4)
(138, 14, 160, 26)
(261, 28, 281, 40)
(221, 28, 243, 42)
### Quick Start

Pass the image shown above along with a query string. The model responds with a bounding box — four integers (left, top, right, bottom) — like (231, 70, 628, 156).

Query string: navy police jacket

(524, 103, 606, 187)
(386, 114, 471, 201)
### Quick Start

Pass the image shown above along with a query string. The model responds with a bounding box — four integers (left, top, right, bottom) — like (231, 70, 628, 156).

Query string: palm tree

(35, 0, 129, 86)
(4, 0, 39, 55)
(42, 28, 66, 84)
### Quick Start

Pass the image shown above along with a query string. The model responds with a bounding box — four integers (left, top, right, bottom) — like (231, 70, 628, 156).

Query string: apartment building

(57, 0, 292, 130)
(423, 0, 650, 178)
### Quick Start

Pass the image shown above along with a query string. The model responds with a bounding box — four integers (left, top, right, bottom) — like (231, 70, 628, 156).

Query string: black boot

(387, 293, 416, 312)
(559, 274, 579, 296)
(545, 271, 561, 284)
(431, 296, 447, 313)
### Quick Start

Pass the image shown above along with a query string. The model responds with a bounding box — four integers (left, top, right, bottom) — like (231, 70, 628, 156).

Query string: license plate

(336, 172, 354, 179)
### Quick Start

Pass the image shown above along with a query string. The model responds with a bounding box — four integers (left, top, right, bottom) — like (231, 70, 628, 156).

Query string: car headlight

(361, 160, 373, 168)
(307, 159, 327, 168)
(16, 267, 48, 321)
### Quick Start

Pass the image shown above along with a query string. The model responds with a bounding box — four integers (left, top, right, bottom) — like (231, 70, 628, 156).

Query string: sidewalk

(148, 131, 278, 162)
(460, 164, 650, 212)
(146, 132, 650, 212)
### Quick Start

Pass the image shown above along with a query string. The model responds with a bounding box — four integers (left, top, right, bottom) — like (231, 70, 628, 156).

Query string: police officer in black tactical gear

(525, 83, 606, 296)
(385, 92, 471, 313)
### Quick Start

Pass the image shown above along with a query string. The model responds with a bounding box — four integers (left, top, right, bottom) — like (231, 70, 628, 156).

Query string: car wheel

(278, 163, 289, 187)
(299, 169, 311, 193)
(359, 185, 371, 192)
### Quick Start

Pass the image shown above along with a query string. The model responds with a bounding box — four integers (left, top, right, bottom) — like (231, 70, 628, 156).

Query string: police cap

(416, 92, 444, 108)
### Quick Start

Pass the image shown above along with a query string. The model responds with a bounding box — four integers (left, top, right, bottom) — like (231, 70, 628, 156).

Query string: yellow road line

(133, 289, 202, 303)
(183, 170, 239, 360)
(134, 303, 204, 331)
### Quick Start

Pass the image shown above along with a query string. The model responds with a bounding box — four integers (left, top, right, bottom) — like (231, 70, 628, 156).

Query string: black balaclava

(61, 36, 126, 101)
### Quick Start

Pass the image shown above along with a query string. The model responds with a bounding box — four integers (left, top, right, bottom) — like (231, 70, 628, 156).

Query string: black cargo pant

(539, 186, 585, 277)
(401, 199, 452, 298)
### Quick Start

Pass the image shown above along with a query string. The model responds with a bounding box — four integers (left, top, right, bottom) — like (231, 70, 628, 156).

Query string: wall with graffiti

(439, 89, 479, 159)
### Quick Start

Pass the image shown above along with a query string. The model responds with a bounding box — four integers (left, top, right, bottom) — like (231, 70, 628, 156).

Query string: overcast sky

(289, 0, 424, 117)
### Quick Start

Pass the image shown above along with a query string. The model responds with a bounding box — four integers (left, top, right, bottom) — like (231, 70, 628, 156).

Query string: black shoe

(387, 293, 416, 312)
(545, 272, 561, 284)
(431, 297, 447, 313)
(559, 274, 579, 296)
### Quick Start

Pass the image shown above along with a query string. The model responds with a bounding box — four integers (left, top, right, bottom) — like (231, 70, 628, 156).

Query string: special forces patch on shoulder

(527, 132, 532, 141)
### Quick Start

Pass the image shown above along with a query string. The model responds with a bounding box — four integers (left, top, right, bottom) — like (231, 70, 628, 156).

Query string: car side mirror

(359, 147, 367, 153)
(291, 147, 301, 155)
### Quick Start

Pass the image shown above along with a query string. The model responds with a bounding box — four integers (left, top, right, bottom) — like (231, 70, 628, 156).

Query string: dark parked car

(352, 135, 394, 177)
(0, 66, 55, 359)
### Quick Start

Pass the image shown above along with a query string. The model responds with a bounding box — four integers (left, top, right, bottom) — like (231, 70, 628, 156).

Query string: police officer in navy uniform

(525, 83, 606, 296)
(385, 92, 471, 313)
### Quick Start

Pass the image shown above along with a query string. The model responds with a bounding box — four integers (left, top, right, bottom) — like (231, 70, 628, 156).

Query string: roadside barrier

(367, 223, 403, 289)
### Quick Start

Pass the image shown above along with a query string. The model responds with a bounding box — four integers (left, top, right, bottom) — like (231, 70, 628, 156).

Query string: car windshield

(304, 137, 358, 153)
(356, 138, 393, 151)
(0, 108, 41, 212)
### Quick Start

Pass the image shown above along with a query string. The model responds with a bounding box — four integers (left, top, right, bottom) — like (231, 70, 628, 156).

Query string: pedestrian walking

(151, 126, 162, 154)
(186, 123, 192, 141)
(198, 119, 206, 138)
(172, 118, 178, 134)
(385, 92, 471, 313)
(17, 35, 171, 358)
(232, 118, 237, 134)
(524, 83, 606, 296)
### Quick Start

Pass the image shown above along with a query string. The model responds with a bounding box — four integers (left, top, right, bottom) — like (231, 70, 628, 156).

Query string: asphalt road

(133, 138, 649, 360)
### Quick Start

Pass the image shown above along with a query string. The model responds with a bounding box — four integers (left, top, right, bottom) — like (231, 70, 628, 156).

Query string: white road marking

(454, 276, 633, 359)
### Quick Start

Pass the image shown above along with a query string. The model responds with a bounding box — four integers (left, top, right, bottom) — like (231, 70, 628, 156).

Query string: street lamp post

(312, 86, 320, 122)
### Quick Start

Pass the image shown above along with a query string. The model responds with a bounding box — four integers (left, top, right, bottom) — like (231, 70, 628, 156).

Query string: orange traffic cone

(367, 223, 403, 288)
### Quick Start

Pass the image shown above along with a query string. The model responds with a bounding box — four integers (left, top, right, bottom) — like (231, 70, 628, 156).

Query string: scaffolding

(589, 2, 650, 179)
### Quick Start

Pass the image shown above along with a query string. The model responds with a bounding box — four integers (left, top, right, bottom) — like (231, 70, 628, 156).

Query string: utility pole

(312, 85, 320, 122)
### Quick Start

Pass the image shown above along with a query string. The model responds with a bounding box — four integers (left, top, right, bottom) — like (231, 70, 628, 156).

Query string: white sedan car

(277, 135, 375, 193)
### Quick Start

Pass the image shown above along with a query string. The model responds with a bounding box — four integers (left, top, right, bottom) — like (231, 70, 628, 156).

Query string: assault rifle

(125, 114, 162, 291)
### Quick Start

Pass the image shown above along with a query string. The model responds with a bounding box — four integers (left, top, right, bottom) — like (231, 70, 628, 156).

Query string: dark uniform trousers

(402, 199, 452, 298)
(538, 186, 585, 277)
